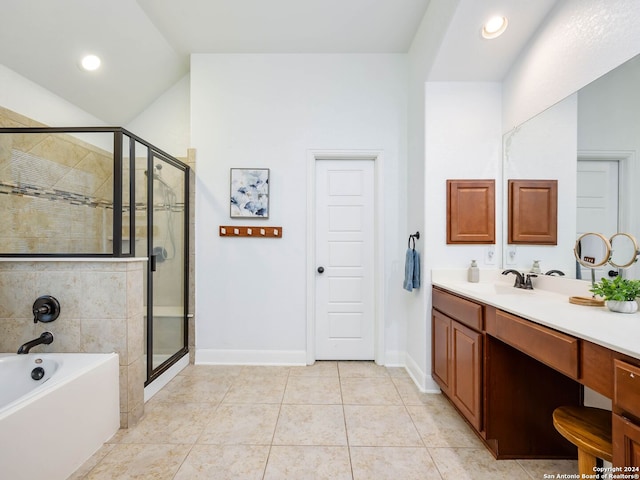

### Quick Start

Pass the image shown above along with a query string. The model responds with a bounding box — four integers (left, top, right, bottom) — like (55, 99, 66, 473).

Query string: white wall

(191, 54, 408, 364)
(125, 74, 191, 157)
(405, 0, 459, 390)
(420, 82, 502, 390)
(503, 0, 640, 132)
(0, 63, 105, 126)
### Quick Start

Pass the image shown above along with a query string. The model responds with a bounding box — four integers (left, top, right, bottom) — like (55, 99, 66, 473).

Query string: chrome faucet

(502, 269, 525, 288)
(17, 332, 54, 354)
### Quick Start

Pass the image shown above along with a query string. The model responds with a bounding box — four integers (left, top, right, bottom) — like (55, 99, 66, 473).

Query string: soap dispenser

(531, 260, 541, 274)
(468, 260, 479, 283)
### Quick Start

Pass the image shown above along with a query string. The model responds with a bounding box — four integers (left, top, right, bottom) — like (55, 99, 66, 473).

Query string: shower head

(144, 165, 164, 180)
(144, 166, 173, 191)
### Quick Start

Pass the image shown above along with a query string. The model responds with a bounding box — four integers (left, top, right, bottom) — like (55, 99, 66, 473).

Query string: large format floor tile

(70, 361, 583, 480)
(273, 404, 347, 446)
(198, 403, 280, 445)
(350, 446, 441, 480)
(282, 375, 342, 404)
(173, 445, 269, 480)
(264, 446, 352, 480)
(340, 376, 403, 405)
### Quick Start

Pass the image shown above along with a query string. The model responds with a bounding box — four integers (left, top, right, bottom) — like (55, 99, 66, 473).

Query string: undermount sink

(456, 282, 535, 295)
(493, 283, 535, 295)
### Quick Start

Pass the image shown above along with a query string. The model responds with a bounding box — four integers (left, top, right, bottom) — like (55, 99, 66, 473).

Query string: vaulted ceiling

(0, 0, 557, 125)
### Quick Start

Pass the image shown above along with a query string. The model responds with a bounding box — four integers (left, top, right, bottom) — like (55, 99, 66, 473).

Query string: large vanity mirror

(502, 53, 640, 280)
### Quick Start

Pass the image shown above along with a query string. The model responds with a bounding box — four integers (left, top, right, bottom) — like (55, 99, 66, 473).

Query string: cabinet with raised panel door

(431, 288, 483, 432)
(613, 360, 640, 468)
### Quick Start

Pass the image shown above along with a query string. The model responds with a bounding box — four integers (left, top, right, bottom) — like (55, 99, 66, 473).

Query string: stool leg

(577, 448, 597, 478)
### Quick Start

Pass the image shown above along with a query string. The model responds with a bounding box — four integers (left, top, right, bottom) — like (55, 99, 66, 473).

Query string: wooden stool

(553, 406, 613, 477)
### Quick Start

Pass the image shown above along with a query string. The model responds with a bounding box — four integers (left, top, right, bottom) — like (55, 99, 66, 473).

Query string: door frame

(306, 150, 385, 365)
(577, 150, 635, 236)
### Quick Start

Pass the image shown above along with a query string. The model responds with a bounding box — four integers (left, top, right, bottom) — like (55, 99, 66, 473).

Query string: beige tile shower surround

(0, 259, 146, 428)
(70, 362, 577, 480)
(0, 106, 114, 254)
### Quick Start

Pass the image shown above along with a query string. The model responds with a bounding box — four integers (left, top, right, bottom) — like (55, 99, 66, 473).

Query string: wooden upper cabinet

(447, 179, 495, 244)
(508, 179, 557, 245)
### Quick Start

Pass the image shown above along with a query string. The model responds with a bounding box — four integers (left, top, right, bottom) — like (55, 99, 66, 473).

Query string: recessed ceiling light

(80, 54, 101, 71)
(482, 16, 508, 39)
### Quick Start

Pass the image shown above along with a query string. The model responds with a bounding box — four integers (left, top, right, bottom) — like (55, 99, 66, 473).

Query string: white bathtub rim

(0, 352, 119, 420)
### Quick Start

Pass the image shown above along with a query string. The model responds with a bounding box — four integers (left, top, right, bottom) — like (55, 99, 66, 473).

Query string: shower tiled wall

(0, 259, 146, 428)
(0, 107, 114, 254)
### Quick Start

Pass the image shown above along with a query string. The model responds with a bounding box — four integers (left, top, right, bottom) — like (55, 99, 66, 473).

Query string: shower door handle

(150, 254, 157, 272)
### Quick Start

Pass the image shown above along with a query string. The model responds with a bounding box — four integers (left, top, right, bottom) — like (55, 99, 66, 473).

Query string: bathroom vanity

(431, 271, 640, 466)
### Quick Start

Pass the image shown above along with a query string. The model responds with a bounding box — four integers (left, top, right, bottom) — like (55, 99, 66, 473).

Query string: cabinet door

(613, 413, 640, 469)
(452, 320, 483, 431)
(432, 310, 451, 394)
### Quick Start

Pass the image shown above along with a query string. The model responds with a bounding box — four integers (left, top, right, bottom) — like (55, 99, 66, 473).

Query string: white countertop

(432, 269, 640, 361)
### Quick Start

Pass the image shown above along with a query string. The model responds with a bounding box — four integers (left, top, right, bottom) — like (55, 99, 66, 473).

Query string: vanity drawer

(614, 360, 640, 422)
(432, 288, 483, 331)
(487, 310, 578, 378)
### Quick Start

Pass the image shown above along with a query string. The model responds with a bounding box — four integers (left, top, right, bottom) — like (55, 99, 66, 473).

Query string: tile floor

(70, 361, 577, 479)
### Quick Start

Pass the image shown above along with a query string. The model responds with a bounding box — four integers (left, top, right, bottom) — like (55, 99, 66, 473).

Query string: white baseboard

(404, 352, 441, 393)
(382, 349, 405, 367)
(196, 348, 307, 365)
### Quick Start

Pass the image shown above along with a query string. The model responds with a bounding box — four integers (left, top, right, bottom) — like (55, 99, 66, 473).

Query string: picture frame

(230, 168, 270, 218)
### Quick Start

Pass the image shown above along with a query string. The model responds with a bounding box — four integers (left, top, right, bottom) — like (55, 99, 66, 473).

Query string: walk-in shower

(0, 126, 190, 384)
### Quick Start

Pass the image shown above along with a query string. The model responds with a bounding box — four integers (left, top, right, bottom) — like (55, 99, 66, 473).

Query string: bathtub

(0, 352, 120, 480)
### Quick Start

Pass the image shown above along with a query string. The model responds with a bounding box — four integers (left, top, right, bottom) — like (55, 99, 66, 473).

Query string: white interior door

(577, 160, 619, 280)
(315, 159, 374, 360)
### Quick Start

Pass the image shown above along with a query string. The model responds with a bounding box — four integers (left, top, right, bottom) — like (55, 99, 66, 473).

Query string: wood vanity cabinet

(432, 286, 581, 459)
(432, 288, 483, 431)
(613, 360, 640, 468)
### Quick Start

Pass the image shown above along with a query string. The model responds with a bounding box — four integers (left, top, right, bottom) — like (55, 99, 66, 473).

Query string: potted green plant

(590, 276, 640, 313)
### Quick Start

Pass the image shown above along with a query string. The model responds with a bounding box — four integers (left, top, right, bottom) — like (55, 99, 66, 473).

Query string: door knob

(317, 266, 325, 274)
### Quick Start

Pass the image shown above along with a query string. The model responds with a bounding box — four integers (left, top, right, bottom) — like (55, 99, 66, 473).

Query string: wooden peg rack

(219, 226, 283, 238)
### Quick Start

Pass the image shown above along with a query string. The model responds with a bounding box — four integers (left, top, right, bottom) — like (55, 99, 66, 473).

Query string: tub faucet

(17, 332, 54, 354)
(502, 269, 524, 288)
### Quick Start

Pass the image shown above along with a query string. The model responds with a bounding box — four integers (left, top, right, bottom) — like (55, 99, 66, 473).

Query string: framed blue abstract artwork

(230, 168, 270, 218)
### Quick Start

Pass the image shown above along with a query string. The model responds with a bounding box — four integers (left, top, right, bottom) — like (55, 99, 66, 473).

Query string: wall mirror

(502, 53, 640, 280)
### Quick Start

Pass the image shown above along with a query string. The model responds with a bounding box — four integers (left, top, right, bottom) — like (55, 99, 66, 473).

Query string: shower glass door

(149, 154, 187, 372)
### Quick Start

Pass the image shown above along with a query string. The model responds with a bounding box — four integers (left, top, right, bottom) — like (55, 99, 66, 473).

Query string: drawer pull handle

(631, 373, 635, 379)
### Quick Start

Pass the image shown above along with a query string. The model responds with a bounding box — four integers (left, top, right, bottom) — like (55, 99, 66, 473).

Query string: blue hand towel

(412, 249, 420, 289)
(403, 248, 420, 291)
(403, 248, 414, 291)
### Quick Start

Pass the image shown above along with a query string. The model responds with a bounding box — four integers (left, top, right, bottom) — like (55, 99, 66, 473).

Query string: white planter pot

(606, 300, 639, 314)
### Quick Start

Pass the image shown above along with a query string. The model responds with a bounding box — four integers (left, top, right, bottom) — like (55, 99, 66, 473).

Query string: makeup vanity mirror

(574, 232, 611, 270)
(571, 232, 639, 306)
(502, 54, 640, 279)
(610, 233, 640, 269)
